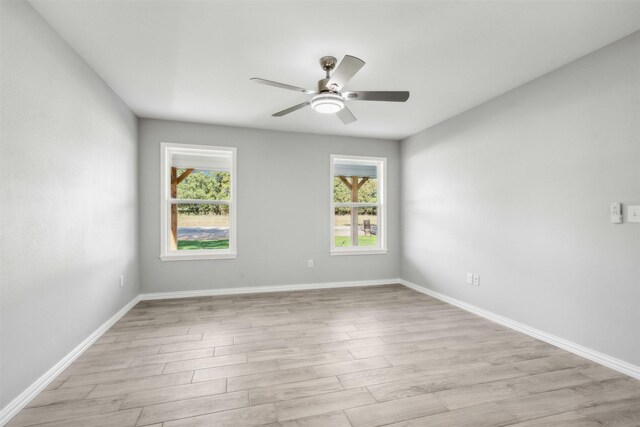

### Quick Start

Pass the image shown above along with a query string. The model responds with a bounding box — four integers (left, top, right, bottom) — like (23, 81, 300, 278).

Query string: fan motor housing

(318, 78, 332, 93)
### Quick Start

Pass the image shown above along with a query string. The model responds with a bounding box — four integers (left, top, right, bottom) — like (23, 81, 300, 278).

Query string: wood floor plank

(508, 368, 593, 394)
(6, 396, 125, 426)
(509, 353, 591, 375)
(411, 357, 492, 376)
(317, 337, 385, 352)
(578, 397, 640, 425)
(276, 350, 354, 370)
(247, 345, 322, 363)
(30, 408, 142, 427)
(576, 364, 625, 382)
(88, 371, 193, 398)
(136, 390, 249, 425)
(162, 403, 277, 427)
(192, 360, 279, 382)
(63, 358, 134, 376)
(269, 411, 352, 427)
(61, 364, 165, 388)
(284, 333, 353, 347)
(162, 352, 247, 373)
(385, 402, 517, 427)
(344, 393, 447, 427)
(275, 387, 376, 421)
(349, 342, 420, 359)
(434, 379, 529, 411)
(82, 344, 162, 359)
(113, 326, 190, 342)
(158, 337, 234, 353)
(9, 285, 639, 427)
(25, 384, 95, 408)
(312, 356, 391, 378)
(380, 327, 490, 345)
(121, 378, 226, 409)
(412, 334, 493, 351)
(232, 331, 298, 345)
(338, 364, 425, 389)
(227, 367, 318, 392)
(347, 327, 408, 339)
(496, 388, 593, 422)
(506, 410, 600, 426)
(129, 348, 214, 367)
(269, 323, 358, 334)
(368, 363, 527, 402)
(572, 377, 640, 404)
(214, 340, 289, 356)
(250, 376, 344, 405)
(95, 333, 203, 351)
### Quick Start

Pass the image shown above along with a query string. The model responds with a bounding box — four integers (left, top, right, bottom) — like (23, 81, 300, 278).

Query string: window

(330, 155, 386, 255)
(160, 143, 236, 261)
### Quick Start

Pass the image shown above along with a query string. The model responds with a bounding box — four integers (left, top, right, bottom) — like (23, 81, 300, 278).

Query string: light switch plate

(611, 203, 622, 223)
(628, 205, 640, 223)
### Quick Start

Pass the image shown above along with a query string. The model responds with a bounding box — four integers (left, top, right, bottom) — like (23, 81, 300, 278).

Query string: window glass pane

(173, 204, 229, 250)
(333, 177, 351, 203)
(357, 178, 377, 204)
(357, 206, 378, 247)
(174, 168, 230, 201)
(334, 207, 352, 247)
(334, 207, 378, 247)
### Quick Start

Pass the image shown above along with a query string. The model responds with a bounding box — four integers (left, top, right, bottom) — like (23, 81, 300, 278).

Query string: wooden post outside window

(170, 167, 178, 250)
(338, 175, 369, 246)
(169, 168, 195, 251)
(350, 176, 359, 245)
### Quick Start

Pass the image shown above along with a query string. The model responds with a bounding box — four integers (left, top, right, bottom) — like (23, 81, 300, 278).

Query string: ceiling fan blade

(336, 106, 357, 125)
(343, 91, 410, 102)
(272, 101, 310, 117)
(251, 78, 315, 94)
(326, 55, 365, 91)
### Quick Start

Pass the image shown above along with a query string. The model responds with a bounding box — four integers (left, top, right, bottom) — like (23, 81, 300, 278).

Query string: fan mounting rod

(319, 56, 337, 78)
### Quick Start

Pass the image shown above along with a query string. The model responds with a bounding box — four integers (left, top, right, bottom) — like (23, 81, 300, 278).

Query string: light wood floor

(8, 284, 640, 426)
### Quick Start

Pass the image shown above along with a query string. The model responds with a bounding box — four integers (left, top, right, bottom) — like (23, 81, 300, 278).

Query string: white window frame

(330, 154, 387, 256)
(159, 142, 237, 261)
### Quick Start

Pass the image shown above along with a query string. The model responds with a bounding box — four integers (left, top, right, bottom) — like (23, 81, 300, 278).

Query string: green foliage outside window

(177, 169, 230, 215)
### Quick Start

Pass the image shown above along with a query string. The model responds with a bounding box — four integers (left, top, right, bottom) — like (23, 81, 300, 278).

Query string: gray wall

(401, 32, 640, 366)
(139, 119, 400, 292)
(0, 1, 140, 407)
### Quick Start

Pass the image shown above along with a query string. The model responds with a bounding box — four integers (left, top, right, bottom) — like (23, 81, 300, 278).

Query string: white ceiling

(31, 1, 640, 140)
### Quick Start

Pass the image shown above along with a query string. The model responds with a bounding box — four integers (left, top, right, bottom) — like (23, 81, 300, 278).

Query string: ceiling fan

(251, 55, 409, 124)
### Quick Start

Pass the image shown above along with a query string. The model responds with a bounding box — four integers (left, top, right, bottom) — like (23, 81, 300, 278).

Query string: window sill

(159, 252, 237, 261)
(330, 249, 387, 256)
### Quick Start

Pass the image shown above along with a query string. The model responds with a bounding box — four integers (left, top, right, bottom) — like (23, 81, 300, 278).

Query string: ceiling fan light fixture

(310, 93, 344, 114)
(253, 54, 409, 123)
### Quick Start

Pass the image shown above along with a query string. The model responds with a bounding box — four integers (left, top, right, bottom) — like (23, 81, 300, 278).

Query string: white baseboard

(0, 295, 142, 426)
(399, 279, 640, 380)
(139, 278, 400, 301)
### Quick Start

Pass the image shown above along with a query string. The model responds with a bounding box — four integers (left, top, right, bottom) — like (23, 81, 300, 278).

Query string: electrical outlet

(307, 259, 314, 268)
(473, 275, 480, 286)
(466, 273, 473, 284)
(119, 275, 124, 288)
